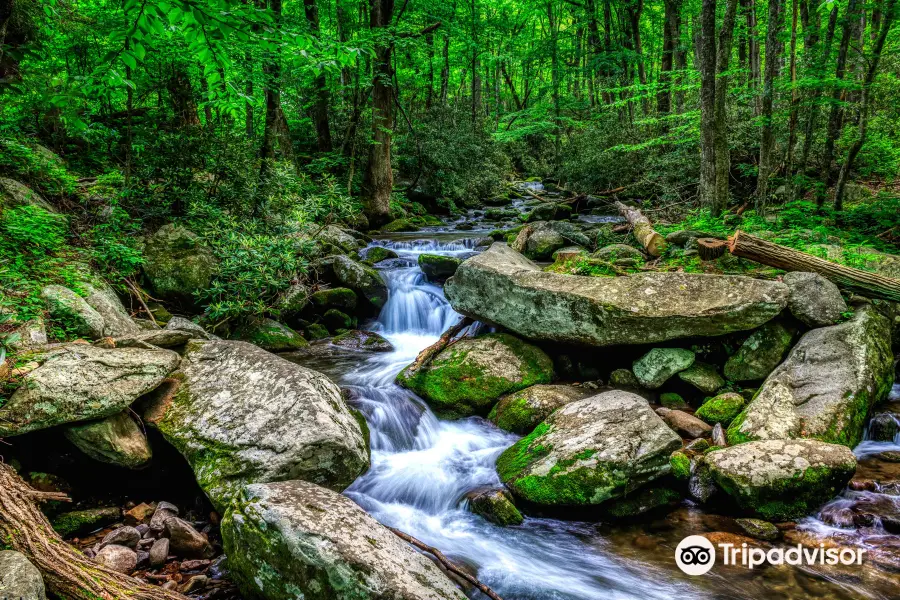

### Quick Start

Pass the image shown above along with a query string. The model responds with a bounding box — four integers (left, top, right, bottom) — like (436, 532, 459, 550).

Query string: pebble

(181, 575, 209, 594)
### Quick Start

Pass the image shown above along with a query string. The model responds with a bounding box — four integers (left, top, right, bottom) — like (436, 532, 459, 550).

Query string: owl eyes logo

(675, 536, 716, 575)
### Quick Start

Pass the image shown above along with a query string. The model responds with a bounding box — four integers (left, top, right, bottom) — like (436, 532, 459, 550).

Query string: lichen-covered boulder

(221, 481, 467, 600)
(361, 246, 399, 265)
(418, 254, 462, 281)
(677, 362, 725, 395)
(144, 340, 369, 510)
(112, 329, 193, 349)
(510, 222, 566, 261)
(331, 330, 393, 352)
(488, 384, 590, 434)
(632, 348, 695, 389)
(83, 282, 140, 337)
(164, 316, 218, 340)
(231, 318, 308, 352)
(702, 440, 857, 520)
(0, 551, 46, 600)
(782, 272, 847, 327)
(464, 487, 524, 526)
(397, 333, 554, 418)
(0, 178, 55, 213)
(592, 244, 644, 262)
(309, 287, 357, 311)
(142, 224, 217, 304)
(723, 321, 793, 382)
(380, 218, 420, 233)
(727, 305, 893, 448)
(609, 368, 641, 389)
(445, 244, 788, 347)
(63, 412, 152, 469)
(0, 345, 180, 437)
(695, 392, 746, 426)
(41, 285, 105, 339)
(331, 255, 388, 308)
(497, 390, 682, 506)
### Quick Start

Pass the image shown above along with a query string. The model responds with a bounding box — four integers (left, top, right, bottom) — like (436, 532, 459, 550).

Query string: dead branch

(406, 318, 473, 375)
(613, 201, 667, 257)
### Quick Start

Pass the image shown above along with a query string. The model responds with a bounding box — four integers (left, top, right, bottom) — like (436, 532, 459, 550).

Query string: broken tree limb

(724, 231, 900, 301)
(388, 527, 504, 600)
(406, 317, 473, 375)
(0, 461, 187, 600)
(613, 201, 667, 257)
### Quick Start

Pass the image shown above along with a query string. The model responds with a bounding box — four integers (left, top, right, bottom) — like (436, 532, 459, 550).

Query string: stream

(286, 232, 900, 600)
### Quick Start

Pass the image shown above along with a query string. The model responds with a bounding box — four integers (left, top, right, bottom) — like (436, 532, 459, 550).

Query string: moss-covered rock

(380, 218, 420, 233)
(677, 362, 726, 395)
(659, 392, 687, 409)
(632, 348, 695, 389)
(0, 178, 55, 213)
(305, 323, 329, 340)
(695, 392, 745, 426)
(331, 330, 393, 352)
(362, 246, 399, 265)
(141, 224, 217, 305)
(309, 287, 358, 311)
(63, 411, 152, 469)
(510, 222, 566, 260)
(397, 333, 554, 418)
(52, 507, 121, 538)
(735, 518, 780, 541)
(331, 255, 388, 308)
(322, 309, 354, 332)
(724, 321, 794, 382)
(231, 318, 308, 352)
(465, 488, 524, 526)
(592, 244, 644, 262)
(670, 451, 691, 479)
(418, 254, 462, 281)
(497, 390, 682, 506)
(488, 384, 590, 434)
(601, 487, 681, 518)
(609, 368, 641, 389)
(41, 285, 105, 340)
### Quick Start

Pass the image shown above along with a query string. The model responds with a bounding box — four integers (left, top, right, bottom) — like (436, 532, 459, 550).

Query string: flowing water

(287, 234, 900, 600)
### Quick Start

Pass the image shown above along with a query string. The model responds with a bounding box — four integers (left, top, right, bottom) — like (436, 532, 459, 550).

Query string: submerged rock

(221, 480, 467, 600)
(330, 329, 394, 352)
(488, 384, 590, 434)
(444, 244, 788, 347)
(145, 340, 369, 510)
(64, 411, 153, 469)
(702, 439, 856, 521)
(0, 345, 180, 437)
(397, 333, 554, 418)
(497, 390, 682, 506)
(632, 348, 695, 389)
(0, 551, 46, 600)
(231, 318, 308, 352)
(723, 321, 794, 382)
(727, 305, 893, 448)
(465, 487, 524, 526)
(783, 272, 847, 327)
(41, 285, 105, 339)
(735, 518, 780, 541)
(142, 224, 217, 304)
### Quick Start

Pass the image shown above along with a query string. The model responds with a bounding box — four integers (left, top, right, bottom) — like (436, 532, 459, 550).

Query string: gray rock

(677, 362, 726, 395)
(665, 230, 722, 246)
(445, 244, 788, 347)
(142, 224, 217, 304)
(164, 316, 218, 340)
(782, 272, 848, 327)
(510, 222, 566, 260)
(632, 348, 695, 389)
(222, 480, 467, 600)
(149, 538, 170, 568)
(0, 345, 180, 437)
(83, 282, 140, 337)
(418, 254, 462, 281)
(656, 407, 712, 438)
(728, 305, 894, 448)
(866, 413, 900, 442)
(150, 502, 180, 533)
(0, 551, 46, 600)
(99, 526, 141, 550)
(330, 330, 394, 352)
(164, 517, 214, 559)
(723, 321, 794, 382)
(113, 329, 193, 348)
(592, 244, 644, 262)
(488, 384, 591, 434)
(497, 390, 682, 506)
(735, 518, 780, 541)
(711, 423, 727, 447)
(64, 412, 152, 469)
(41, 285, 105, 340)
(8, 318, 48, 351)
(94, 545, 138, 573)
(144, 340, 369, 511)
(331, 255, 388, 308)
(230, 318, 308, 352)
(0, 178, 55, 212)
(465, 487, 524, 526)
(609, 368, 641, 389)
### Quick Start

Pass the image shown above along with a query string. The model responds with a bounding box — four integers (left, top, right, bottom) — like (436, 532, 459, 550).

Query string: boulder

(0, 345, 180, 437)
(144, 340, 369, 510)
(309, 287, 357, 311)
(317, 225, 361, 254)
(632, 348, 695, 389)
(0, 551, 46, 600)
(695, 392, 746, 426)
(99, 526, 141, 550)
(464, 487, 524, 526)
(231, 318, 308, 352)
(397, 333, 554, 418)
(164, 317, 218, 340)
(0, 178, 55, 213)
(331, 330, 394, 352)
(418, 254, 462, 281)
(64, 411, 153, 469)
(592, 244, 644, 262)
(656, 407, 712, 438)
(52, 507, 120, 537)
(659, 392, 688, 409)
(702, 440, 857, 520)
(677, 362, 725, 395)
(444, 244, 788, 347)
(488, 384, 590, 434)
(331, 255, 388, 308)
(735, 518, 780, 541)
(221, 480, 467, 600)
(323, 309, 354, 331)
(142, 224, 217, 304)
(380, 218, 419, 233)
(149, 538, 169, 568)
(497, 390, 682, 506)
(723, 321, 793, 382)
(41, 285, 105, 339)
(7, 318, 48, 351)
(782, 272, 847, 327)
(275, 283, 311, 321)
(609, 368, 641, 389)
(361, 246, 399, 265)
(83, 282, 140, 337)
(727, 305, 893, 448)
(510, 222, 565, 260)
(113, 329, 193, 348)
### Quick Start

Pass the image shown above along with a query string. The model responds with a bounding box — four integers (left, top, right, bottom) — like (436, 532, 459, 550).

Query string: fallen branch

(0, 461, 187, 600)
(388, 527, 504, 600)
(613, 201, 667, 257)
(406, 317, 473, 375)
(124, 278, 160, 329)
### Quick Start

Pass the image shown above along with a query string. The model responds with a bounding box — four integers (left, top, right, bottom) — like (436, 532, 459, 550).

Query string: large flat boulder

(445, 244, 789, 346)
(222, 481, 466, 600)
(727, 305, 894, 448)
(0, 345, 180, 437)
(144, 340, 369, 510)
(497, 390, 682, 506)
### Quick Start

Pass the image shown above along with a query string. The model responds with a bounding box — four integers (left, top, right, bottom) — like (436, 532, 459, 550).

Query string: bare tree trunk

(470, 0, 481, 126)
(425, 31, 435, 109)
(0, 0, 24, 82)
(245, 52, 254, 138)
(785, 0, 799, 198)
(712, 0, 739, 215)
(755, 0, 783, 212)
(746, 0, 761, 107)
(822, 0, 859, 186)
(548, 0, 562, 154)
(798, 3, 836, 178)
(698, 0, 718, 210)
(304, 0, 333, 152)
(439, 15, 452, 103)
(657, 0, 678, 116)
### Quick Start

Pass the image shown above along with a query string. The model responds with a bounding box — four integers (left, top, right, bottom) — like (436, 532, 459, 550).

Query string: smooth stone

(99, 526, 141, 550)
(63, 411, 153, 469)
(94, 545, 138, 573)
(149, 538, 169, 568)
(735, 518, 780, 541)
(677, 362, 726, 395)
(164, 517, 214, 559)
(656, 407, 712, 438)
(632, 348, 695, 389)
(41, 285, 105, 340)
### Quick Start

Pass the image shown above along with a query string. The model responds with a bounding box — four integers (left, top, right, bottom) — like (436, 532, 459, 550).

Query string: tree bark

(0, 0, 24, 82)
(698, 0, 718, 211)
(785, 0, 799, 198)
(425, 31, 435, 109)
(822, 0, 860, 185)
(657, 0, 677, 116)
(798, 3, 837, 178)
(755, 0, 783, 212)
(167, 64, 200, 128)
(712, 0, 739, 215)
(304, 0, 333, 152)
(260, 0, 293, 180)
(746, 0, 761, 97)
(614, 201, 667, 256)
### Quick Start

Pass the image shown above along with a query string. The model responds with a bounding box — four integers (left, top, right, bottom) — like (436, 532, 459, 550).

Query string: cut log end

(697, 238, 727, 261)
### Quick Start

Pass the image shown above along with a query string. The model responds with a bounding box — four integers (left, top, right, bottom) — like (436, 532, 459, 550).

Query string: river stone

(331, 255, 388, 308)
(99, 526, 141, 550)
(695, 392, 746, 426)
(677, 362, 725, 395)
(94, 545, 138, 573)
(782, 272, 847, 327)
(510, 222, 566, 260)
(397, 333, 554, 418)
(465, 487, 524, 526)
(41, 285, 105, 339)
(149, 538, 169, 568)
(164, 517, 214, 559)
(221, 480, 467, 600)
(142, 224, 217, 304)
(361, 246, 399, 265)
(331, 330, 394, 352)
(64, 411, 152, 469)
(609, 368, 641, 389)
(593, 244, 644, 262)
(727, 305, 893, 448)
(488, 384, 591, 434)
(418, 253, 462, 281)
(165, 316, 218, 340)
(0, 551, 46, 600)
(0, 345, 180, 437)
(702, 439, 857, 521)
(445, 244, 788, 347)
(656, 407, 712, 438)
(231, 318, 308, 352)
(83, 282, 140, 337)
(867, 413, 900, 442)
(735, 518, 780, 541)
(145, 340, 369, 511)
(497, 390, 682, 506)
(309, 287, 357, 311)
(632, 348, 695, 389)
(723, 321, 793, 382)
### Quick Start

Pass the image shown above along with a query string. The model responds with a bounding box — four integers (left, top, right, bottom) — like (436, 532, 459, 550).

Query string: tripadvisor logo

(675, 535, 865, 576)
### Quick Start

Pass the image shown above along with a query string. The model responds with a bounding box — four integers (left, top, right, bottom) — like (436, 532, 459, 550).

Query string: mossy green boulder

(601, 486, 681, 517)
(231, 318, 308, 352)
(362, 246, 399, 265)
(465, 488, 524, 526)
(609, 368, 641, 389)
(397, 333, 554, 418)
(331, 330, 393, 352)
(309, 287, 357, 311)
(380, 218, 419, 233)
(418, 253, 462, 281)
(723, 321, 793, 382)
(510, 222, 566, 260)
(141, 223, 217, 305)
(632, 348, 695, 389)
(488, 384, 590, 434)
(497, 390, 682, 506)
(677, 362, 725, 395)
(331, 255, 388, 308)
(702, 439, 856, 521)
(52, 507, 121, 537)
(695, 392, 745, 426)
(659, 392, 687, 409)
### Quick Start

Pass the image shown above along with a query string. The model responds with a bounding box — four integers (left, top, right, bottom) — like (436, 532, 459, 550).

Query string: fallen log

(388, 527, 504, 600)
(706, 231, 900, 302)
(0, 461, 187, 600)
(406, 317, 473, 375)
(613, 201, 667, 257)
(697, 237, 727, 261)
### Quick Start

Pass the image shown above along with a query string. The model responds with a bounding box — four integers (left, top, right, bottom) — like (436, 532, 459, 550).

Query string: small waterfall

(853, 384, 900, 459)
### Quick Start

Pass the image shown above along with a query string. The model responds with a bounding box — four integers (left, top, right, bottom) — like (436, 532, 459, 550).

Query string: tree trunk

(755, 0, 782, 211)
(304, 0, 333, 152)
(822, 0, 859, 185)
(712, 0, 739, 215)
(167, 64, 200, 128)
(698, 0, 718, 211)
(614, 201, 667, 256)
(746, 0, 761, 98)
(798, 3, 836, 178)
(470, 0, 481, 125)
(440, 24, 451, 103)
(0, 0, 24, 82)
(548, 1, 561, 154)
(657, 0, 677, 116)
(785, 0, 799, 199)
(425, 31, 435, 109)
